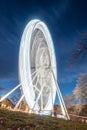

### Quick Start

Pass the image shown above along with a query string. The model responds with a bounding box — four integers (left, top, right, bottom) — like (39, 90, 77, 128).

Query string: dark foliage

(70, 32, 87, 64)
(0, 109, 87, 130)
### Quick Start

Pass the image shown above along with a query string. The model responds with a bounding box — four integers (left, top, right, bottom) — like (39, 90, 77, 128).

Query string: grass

(0, 109, 87, 130)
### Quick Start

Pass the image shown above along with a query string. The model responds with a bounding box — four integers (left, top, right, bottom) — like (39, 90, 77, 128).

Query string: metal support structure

(33, 76, 40, 92)
(14, 70, 38, 111)
(40, 76, 43, 111)
(32, 84, 44, 111)
(14, 94, 24, 110)
(51, 83, 54, 117)
(0, 70, 37, 103)
(0, 83, 21, 102)
(51, 68, 70, 120)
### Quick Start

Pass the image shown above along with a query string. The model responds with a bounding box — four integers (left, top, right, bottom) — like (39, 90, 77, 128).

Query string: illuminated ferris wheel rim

(19, 19, 57, 111)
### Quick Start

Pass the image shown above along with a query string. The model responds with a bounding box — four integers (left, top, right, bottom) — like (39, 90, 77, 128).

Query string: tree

(70, 32, 87, 104)
(0, 87, 4, 91)
(70, 32, 87, 64)
(64, 95, 75, 107)
(73, 74, 87, 104)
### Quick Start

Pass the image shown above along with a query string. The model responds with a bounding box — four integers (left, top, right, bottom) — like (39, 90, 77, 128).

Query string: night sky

(0, 0, 87, 102)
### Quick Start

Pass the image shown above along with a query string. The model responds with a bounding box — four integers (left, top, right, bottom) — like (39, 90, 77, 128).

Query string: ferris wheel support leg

(32, 86, 44, 111)
(33, 76, 40, 93)
(0, 83, 22, 102)
(51, 69, 70, 120)
(0, 70, 37, 103)
(14, 94, 24, 110)
(51, 86, 54, 117)
(40, 77, 43, 111)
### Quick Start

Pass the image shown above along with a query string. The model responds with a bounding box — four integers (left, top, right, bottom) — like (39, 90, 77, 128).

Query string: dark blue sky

(0, 0, 87, 100)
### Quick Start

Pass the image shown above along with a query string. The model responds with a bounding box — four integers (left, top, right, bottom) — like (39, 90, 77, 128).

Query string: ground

(0, 109, 87, 130)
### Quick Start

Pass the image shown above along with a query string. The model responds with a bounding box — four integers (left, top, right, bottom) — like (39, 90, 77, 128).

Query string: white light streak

(18, 19, 69, 119)
(19, 19, 57, 110)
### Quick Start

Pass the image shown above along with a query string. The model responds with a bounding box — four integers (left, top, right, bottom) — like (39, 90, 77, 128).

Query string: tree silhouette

(0, 87, 4, 91)
(71, 32, 87, 64)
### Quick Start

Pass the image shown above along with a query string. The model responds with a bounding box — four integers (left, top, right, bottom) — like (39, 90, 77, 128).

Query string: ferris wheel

(19, 19, 57, 114)
(0, 19, 70, 120)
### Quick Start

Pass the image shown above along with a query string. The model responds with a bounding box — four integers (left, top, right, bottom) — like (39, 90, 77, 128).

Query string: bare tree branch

(70, 32, 87, 64)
